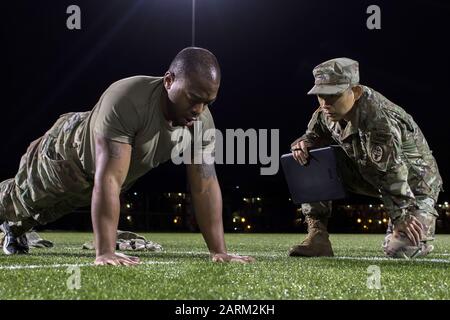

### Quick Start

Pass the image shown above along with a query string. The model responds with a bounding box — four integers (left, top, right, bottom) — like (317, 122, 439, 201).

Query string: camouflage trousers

(301, 148, 440, 240)
(0, 112, 93, 235)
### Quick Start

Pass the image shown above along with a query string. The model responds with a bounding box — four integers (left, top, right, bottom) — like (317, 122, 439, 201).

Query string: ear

(352, 85, 363, 101)
(164, 71, 174, 90)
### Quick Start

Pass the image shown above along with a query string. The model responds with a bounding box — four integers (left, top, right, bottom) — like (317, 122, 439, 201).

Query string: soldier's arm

(186, 163, 254, 263)
(369, 120, 416, 222)
(291, 107, 333, 165)
(376, 134, 424, 245)
(291, 107, 333, 149)
(91, 133, 139, 266)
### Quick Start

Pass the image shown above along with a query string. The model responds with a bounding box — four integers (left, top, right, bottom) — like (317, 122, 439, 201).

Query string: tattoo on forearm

(196, 164, 217, 179)
(107, 141, 121, 159)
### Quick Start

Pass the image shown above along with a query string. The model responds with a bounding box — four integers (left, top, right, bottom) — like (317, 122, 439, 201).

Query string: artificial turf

(0, 232, 449, 300)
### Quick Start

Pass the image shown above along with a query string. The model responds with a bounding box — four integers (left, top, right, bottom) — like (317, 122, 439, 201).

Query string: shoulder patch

(366, 132, 394, 172)
(370, 145, 384, 162)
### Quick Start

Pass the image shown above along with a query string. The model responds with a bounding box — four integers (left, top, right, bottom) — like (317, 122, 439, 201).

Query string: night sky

(2, 0, 450, 201)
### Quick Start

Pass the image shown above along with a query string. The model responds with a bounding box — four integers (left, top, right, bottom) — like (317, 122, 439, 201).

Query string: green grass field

(0, 232, 449, 300)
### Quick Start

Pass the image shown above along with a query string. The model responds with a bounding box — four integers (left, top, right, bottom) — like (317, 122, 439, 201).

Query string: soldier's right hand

(94, 252, 141, 266)
(393, 215, 424, 246)
(291, 140, 310, 166)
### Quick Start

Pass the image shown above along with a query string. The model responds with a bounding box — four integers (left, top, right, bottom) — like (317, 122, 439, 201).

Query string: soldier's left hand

(393, 215, 424, 246)
(211, 253, 255, 263)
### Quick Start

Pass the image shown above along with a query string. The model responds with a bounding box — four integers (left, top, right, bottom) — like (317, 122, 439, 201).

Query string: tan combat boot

(289, 216, 334, 257)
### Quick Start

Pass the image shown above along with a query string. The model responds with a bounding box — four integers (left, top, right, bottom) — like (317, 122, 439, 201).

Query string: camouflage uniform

(0, 112, 93, 234)
(292, 58, 443, 256)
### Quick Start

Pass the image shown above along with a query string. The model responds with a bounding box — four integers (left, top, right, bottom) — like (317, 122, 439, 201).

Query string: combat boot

(289, 216, 334, 257)
(0, 222, 29, 255)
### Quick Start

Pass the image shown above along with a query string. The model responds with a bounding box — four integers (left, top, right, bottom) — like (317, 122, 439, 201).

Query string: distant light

(445, 201, 449, 205)
(178, 193, 182, 197)
(241, 217, 246, 223)
(126, 215, 132, 222)
(380, 204, 384, 208)
(382, 218, 388, 223)
(378, 220, 382, 225)
(234, 227, 238, 231)
(173, 218, 178, 224)
(246, 225, 251, 230)
(369, 204, 373, 208)
(126, 204, 131, 209)
(438, 204, 442, 208)
(233, 218, 237, 223)
(368, 219, 373, 223)
(168, 193, 171, 197)
(357, 218, 362, 223)
(346, 205, 351, 208)
(256, 197, 261, 201)
(243, 198, 248, 202)
(363, 225, 368, 229)
(288, 198, 292, 202)
(133, 192, 138, 196)
(236, 186, 240, 189)
(177, 203, 182, 207)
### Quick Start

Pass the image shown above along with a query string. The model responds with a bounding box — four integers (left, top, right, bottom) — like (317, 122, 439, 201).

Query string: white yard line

(168, 251, 450, 264)
(334, 256, 450, 264)
(2, 251, 448, 270)
(0, 260, 176, 271)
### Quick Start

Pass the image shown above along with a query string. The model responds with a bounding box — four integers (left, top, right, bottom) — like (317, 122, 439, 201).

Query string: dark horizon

(2, 0, 450, 203)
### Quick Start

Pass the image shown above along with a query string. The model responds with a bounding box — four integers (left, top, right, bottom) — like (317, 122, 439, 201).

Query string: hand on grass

(94, 252, 141, 266)
(393, 215, 424, 246)
(211, 253, 255, 264)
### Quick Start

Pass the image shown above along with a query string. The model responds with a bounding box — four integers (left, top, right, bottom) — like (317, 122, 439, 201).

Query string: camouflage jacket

(292, 85, 443, 221)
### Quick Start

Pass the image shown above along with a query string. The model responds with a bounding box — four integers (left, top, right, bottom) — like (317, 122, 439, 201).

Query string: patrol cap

(307, 58, 359, 95)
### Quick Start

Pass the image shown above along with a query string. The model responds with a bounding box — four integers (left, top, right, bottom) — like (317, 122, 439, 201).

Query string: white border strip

(167, 251, 450, 263)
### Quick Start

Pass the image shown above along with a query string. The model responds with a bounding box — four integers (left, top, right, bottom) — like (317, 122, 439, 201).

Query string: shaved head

(162, 47, 221, 128)
(168, 47, 221, 83)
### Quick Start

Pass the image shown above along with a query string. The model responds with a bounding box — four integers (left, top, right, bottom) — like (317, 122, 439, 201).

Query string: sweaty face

(164, 73, 219, 127)
(317, 88, 357, 122)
